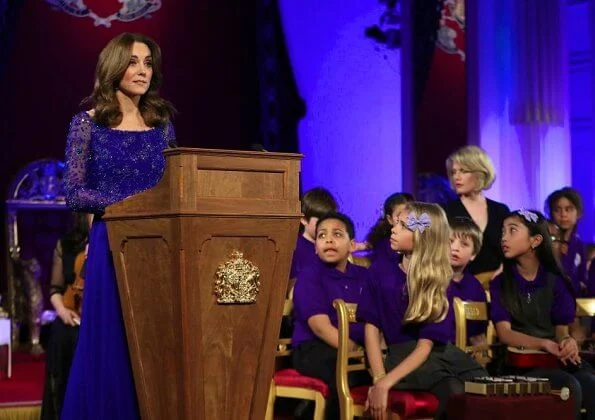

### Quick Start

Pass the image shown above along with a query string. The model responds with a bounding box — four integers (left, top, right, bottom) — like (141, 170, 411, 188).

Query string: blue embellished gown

(61, 111, 176, 420)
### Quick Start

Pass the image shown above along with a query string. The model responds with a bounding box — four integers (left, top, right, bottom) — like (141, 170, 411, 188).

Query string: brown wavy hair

(84, 32, 175, 127)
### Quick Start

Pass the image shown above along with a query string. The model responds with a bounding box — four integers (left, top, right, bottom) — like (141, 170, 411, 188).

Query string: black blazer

(443, 198, 510, 274)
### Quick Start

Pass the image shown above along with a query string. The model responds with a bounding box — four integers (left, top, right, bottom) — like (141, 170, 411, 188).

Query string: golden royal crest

(214, 250, 260, 304)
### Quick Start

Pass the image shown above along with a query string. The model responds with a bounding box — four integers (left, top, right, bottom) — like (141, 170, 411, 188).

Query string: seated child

(447, 217, 488, 345)
(292, 212, 370, 420)
(491, 209, 595, 419)
(364, 192, 414, 262)
(359, 202, 486, 420)
(290, 187, 338, 282)
(546, 187, 588, 295)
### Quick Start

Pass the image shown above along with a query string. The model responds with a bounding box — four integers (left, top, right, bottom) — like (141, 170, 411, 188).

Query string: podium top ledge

(164, 147, 303, 160)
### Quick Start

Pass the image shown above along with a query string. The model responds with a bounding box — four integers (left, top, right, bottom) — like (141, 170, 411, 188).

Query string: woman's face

(450, 163, 479, 195)
(119, 42, 153, 98)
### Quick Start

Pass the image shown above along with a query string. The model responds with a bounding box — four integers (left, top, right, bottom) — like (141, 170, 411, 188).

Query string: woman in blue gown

(61, 32, 176, 420)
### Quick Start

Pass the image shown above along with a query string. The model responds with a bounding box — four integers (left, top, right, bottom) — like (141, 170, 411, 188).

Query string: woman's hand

(365, 378, 390, 420)
(57, 307, 80, 327)
(559, 337, 581, 365)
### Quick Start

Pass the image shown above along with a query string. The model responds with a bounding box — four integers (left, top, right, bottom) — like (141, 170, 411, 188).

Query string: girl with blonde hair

(358, 202, 486, 420)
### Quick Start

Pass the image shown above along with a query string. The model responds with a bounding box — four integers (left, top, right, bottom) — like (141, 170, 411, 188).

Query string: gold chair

(576, 297, 595, 366)
(576, 299, 595, 417)
(334, 299, 438, 420)
(452, 297, 494, 366)
(576, 298, 595, 317)
(348, 254, 371, 268)
(474, 271, 496, 291)
(265, 298, 327, 420)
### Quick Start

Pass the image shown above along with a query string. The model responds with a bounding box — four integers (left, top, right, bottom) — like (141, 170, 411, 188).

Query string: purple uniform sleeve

(489, 275, 512, 324)
(577, 246, 588, 294)
(356, 272, 382, 329)
(551, 277, 576, 326)
(293, 267, 328, 322)
(418, 306, 455, 344)
(588, 263, 595, 297)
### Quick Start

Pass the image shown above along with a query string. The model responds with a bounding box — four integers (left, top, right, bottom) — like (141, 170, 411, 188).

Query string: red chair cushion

(273, 369, 330, 398)
(506, 352, 559, 369)
(350, 386, 439, 419)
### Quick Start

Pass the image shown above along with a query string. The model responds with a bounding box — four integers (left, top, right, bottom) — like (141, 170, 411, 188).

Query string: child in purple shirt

(588, 262, 595, 339)
(291, 212, 370, 420)
(447, 217, 488, 345)
(289, 187, 337, 282)
(364, 192, 413, 263)
(360, 202, 486, 420)
(491, 209, 595, 419)
(546, 187, 588, 295)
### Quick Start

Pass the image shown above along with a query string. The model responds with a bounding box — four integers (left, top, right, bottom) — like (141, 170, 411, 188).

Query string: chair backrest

(276, 298, 294, 357)
(576, 298, 595, 317)
(334, 299, 366, 409)
(453, 297, 494, 365)
(473, 271, 494, 291)
(452, 297, 489, 349)
(348, 254, 371, 268)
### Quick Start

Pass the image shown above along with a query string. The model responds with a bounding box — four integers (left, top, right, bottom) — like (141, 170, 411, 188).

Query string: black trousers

(292, 339, 370, 420)
(40, 318, 79, 420)
(386, 342, 488, 420)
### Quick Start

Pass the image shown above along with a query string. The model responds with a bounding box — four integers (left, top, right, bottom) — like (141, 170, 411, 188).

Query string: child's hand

(365, 379, 390, 420)
(469, 334, 487, 346)
(348, 339, 361, 352)
(353, 241, 370, 252)
(559, 337, 581, 365)
(541, 339, 561, 357)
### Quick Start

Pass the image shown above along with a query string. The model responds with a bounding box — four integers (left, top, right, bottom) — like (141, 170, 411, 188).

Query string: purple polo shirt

(357, 257, 454, 345)
(588, 263, 595, 330)
(489, 265, 576, 326)
(447, 272, 488, 340)
(588, 262, 595, 297)
(561, 231, 587, 296)
(289, 235, 321, 279)
(291, 262, 369, 347)
(416, 303, 456, 344)
(371, 237, 401, 264)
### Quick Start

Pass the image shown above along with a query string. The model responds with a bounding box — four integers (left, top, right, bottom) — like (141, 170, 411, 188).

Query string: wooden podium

(103, 148, 302, 420)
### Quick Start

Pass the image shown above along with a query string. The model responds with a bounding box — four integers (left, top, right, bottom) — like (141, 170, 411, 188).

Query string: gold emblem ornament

(345, 303, 358, 323)
(214, 250, 261, 304)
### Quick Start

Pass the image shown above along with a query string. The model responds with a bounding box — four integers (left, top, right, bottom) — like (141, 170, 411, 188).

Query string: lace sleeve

(64, 112, 112, 213)
(49, 240, 65, 296)
(164, 120, 177, 148)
